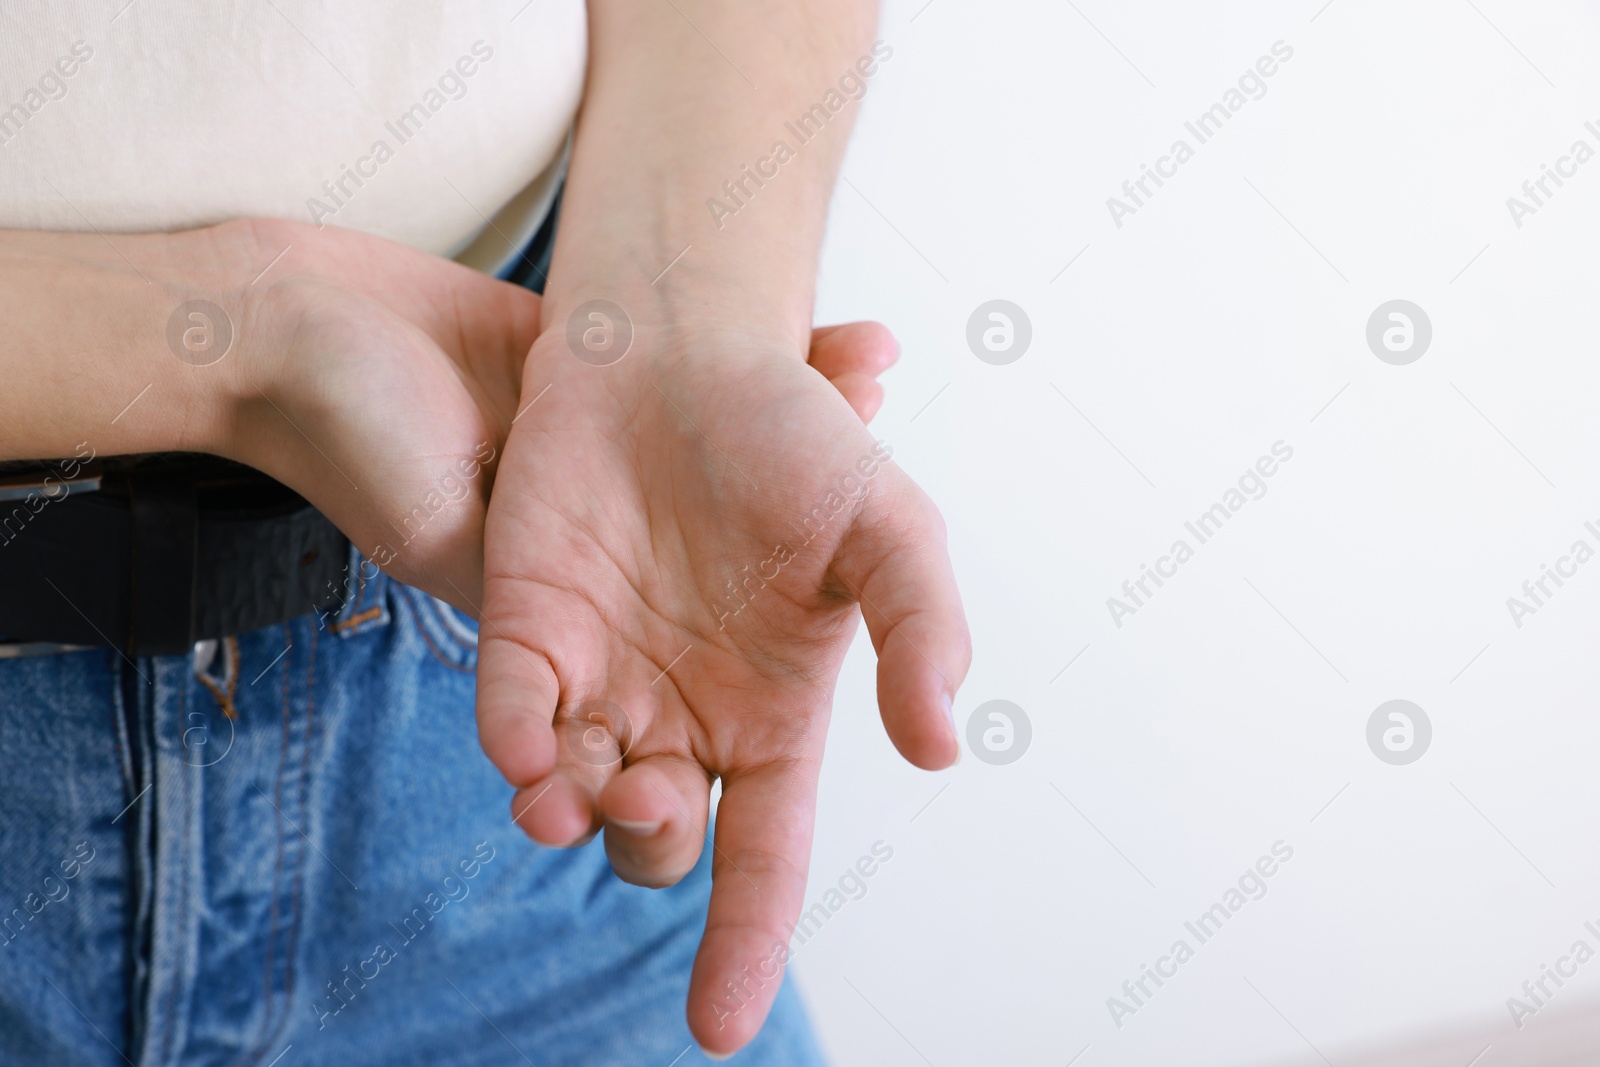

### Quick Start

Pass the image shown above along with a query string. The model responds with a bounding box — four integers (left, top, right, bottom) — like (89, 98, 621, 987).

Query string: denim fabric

(0, 550, 825, 1066)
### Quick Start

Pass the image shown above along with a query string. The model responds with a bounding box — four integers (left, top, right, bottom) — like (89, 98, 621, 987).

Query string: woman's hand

(474, 307, 971, 1055)
(224, 219, 539, 610)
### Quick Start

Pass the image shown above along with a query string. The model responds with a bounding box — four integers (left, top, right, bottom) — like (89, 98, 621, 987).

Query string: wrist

(172, 220, 303, 464)
(156, 220, 288, 460)
(539, 258, 815, 373)
(539, 192, 825, 362)
(530, 289, 806, 394)
(0, 221, 282, 464)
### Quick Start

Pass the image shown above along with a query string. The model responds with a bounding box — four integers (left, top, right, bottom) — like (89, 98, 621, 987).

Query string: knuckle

(718, 845, 806, 889)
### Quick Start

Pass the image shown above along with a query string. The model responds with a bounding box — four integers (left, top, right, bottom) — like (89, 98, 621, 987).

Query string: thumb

(830, 467, 970, 769)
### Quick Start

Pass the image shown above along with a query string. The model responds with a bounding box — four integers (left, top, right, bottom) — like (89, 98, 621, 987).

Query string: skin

(0, 221, 946, 1056)
(0, 218, 895, 609)
(0, 0, 971, 1057)
(481, 325, 969, 1053)
(472, 1, 971, 1055)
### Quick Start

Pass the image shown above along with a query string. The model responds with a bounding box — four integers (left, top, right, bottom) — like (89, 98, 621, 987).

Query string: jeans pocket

(401, 585, 478, 672)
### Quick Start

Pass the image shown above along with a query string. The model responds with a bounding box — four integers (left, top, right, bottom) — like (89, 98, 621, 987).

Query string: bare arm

(476, 1, 968, 1057)
(0, 226, 253, 462)
(0, 218, 544, 607)
(542, 0, 884, 348)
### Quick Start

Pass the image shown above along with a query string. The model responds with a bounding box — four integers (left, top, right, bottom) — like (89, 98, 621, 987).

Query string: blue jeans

(0, 550, 825, 1065)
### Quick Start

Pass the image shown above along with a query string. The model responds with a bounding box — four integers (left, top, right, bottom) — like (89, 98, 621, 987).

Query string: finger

(475, 624, 610, 846)
(511, 768, 603, 847)
(832, 476, 971, 770)
(599, 755, 711, 887)
(827, 371, 885, 424)
(686, 760, 819, 1056)
(476, 570, 623, 847)
(807, 321, 899, 381)
(511, 693, 641, 845)
(474, 634, 560, 789)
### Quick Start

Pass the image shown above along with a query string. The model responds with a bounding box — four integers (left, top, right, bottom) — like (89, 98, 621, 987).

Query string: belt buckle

(0, 460, 103, 503)
(0, 640, 94, 659)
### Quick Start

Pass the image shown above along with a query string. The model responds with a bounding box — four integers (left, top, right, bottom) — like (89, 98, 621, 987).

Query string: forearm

(0, 225, 257, 462)
(546, 0, 883, 351)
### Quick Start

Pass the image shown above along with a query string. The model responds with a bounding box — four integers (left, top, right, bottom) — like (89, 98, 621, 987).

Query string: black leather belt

(0, 455, 349, 656)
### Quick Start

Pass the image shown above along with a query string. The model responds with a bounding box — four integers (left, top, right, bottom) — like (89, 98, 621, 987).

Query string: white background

(801, 1, 1600, 1064)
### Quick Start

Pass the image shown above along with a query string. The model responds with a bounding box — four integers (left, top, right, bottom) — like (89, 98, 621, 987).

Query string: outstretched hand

(474, 318, 970, 1055)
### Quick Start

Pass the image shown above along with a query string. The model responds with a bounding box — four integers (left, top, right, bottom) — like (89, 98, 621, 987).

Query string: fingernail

(610, 818, 664, 836)
(700, 1047, 734, 1062)
(943, 693, 962, 765)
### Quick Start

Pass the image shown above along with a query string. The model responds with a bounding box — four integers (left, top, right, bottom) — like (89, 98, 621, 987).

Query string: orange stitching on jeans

(409, 591, 476, 674)
(194, 636, 240, 720)
(330, 606, 382, 633)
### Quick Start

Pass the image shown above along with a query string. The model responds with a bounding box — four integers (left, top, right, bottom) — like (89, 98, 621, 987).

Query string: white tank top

(0, 1, 586, 272)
